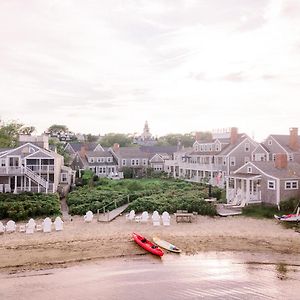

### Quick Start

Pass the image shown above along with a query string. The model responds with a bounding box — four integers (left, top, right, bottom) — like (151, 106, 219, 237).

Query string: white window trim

(268, 180, 276, 190)
(285, 181, 298, 190)
(122, 159, 126, 166)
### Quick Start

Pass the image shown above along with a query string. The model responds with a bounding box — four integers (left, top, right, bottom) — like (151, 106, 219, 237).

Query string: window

(107, 157, 112, 162)
(285, 181, 298, 190)
(244, 143, 250, 152)
(247, 166, 252, 173)
(268, 180, 275, 190)
(200, 145, 203, 151)
(131, 159, 135, 166)
(272, 154, 276, 161)
(1, 159, 5, 167)
(89, 157, 94, 163)
(61, 173, 68, 182)
(122, 159, 126, 166)
(97, 158, 101, 163)
(230, 157, 235, 166)
(244, 157, 250, 163)
(288, 154, 293, 161)
(268, 140, 272, 145)
(135, 159, 139, 165)
(142, 159, 147, 166)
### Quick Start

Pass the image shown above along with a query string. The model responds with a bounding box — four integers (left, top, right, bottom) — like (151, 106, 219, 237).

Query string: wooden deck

(216, 204, 242, 217)
(97, 203, 130, 222)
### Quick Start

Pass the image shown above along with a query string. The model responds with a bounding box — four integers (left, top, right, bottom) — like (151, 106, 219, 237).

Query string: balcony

(26, 165, 55, 173)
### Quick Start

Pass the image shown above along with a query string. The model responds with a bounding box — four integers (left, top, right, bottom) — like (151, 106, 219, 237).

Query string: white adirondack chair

(84, 211, 93, 222)
(126, 210, 135, 221)
(26, 218, 36, 234)
(54, 216, 64, 231)
(42, 217, 52, 233)
(140, 211, 149, 223)
(162, 211, 170, 226)
(6, 220, 16, 233)
(0, 221, 5, 234)
(152, 211, 161, 226)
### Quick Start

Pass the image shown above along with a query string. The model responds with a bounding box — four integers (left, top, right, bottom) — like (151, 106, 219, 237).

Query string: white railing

(26, 165, 55, 172)
(0, 166, 23, 174)
(24, 167, 49, 189)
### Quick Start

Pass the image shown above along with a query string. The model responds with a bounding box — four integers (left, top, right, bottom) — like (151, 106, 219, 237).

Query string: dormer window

(268, 140, 272, 145)
(89, 157, 94, 163)
(244, 143, 250, 152)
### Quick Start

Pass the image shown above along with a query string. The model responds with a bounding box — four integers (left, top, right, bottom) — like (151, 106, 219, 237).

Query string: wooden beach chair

(42, 217, 52, 233)
(54, 216, 64, 231)
(84, 211, 93, 223)
(25, 218, 36, 234)
(6, 220, 16, 233)
(152, 211, 161, 226)
(162, 211, 170, 226)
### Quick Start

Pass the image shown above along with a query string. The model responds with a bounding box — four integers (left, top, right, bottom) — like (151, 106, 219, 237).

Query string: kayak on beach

(153, 237, 181, 253)
(132, 232, 164, 257)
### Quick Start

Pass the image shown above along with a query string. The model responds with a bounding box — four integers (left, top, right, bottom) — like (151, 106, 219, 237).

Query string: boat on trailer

(133, 233, 164, 257)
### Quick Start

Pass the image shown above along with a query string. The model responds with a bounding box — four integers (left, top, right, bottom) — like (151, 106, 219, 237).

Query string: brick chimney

(195, 132, 201, 142)
(289, 127, 299, 151)
(79, 144, 87, 158)
(274, 153, 288, 169)
(230, 127, 238, 144)
(113, 143, 120, 152)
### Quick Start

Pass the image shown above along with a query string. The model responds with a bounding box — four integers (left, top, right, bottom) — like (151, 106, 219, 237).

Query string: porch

(226, 174, 262, 206)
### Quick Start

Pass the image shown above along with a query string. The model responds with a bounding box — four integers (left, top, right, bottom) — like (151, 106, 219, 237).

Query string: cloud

(221, 72, 246, 82)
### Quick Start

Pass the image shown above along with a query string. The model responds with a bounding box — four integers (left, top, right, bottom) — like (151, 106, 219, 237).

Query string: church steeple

(141, 120, 151, 141)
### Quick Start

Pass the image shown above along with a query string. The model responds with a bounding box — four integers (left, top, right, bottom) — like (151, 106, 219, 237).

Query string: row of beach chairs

(0, 217, 64, 234)
(126, 210, 170, 226)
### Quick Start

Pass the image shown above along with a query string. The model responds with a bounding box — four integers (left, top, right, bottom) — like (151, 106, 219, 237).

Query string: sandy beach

(1, 214, 300, 273)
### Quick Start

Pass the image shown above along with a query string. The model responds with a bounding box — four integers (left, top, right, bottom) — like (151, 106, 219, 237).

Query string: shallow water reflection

(1, 252, 300, 300)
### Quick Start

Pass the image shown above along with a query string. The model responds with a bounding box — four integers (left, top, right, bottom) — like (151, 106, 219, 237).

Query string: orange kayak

(133, 232, 164, 257)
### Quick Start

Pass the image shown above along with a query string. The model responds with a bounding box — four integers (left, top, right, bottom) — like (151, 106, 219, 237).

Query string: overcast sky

(0, 0, 299, 141)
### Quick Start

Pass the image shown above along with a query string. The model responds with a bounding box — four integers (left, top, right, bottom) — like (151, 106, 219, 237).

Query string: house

(109, 143, 151, 176)
(226, 153, 300, 207)
(69, 145, 120, 178)
(64, 142, 101, 156)
(140, 145, 178, 172)
(0, 142, 74, 194)
(259, 127, 300, 162)
(165, 127, 257, 187)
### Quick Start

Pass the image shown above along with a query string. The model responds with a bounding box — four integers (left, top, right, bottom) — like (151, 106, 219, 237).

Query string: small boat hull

(133, 233, 164, 256)
(274, 214, 300, 222)
(153, 237, 181, 253)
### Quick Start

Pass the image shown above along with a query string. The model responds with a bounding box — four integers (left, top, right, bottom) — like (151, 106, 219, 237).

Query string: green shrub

(0, 193, 61, 221)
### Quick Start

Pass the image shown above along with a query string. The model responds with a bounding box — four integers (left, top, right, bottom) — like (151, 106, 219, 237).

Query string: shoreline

(1, 215, 300, 273)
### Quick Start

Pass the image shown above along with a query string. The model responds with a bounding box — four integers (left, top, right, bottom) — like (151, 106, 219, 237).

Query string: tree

(156, 133, 195, 147)
(100, 133, 134, 147)
(47, 124, 68, 134)
(0, 121, 23, 147)
(19, 126, 36, 135)
(84, 134, 99, 143)
(49, 139, 71, 165)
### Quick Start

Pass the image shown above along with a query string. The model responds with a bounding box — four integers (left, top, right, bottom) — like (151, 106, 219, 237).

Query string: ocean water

(1, 252, 299, 300)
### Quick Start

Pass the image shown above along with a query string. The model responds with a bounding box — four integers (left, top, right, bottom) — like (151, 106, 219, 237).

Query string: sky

(0, 0, 300, 142)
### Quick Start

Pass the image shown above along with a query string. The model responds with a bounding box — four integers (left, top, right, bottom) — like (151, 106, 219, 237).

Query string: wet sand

(0, 215, 300, 273)
(1, 253, 300, 300)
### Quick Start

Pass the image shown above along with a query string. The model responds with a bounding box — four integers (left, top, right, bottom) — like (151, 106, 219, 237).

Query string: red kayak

(133, 232, 164, 257)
